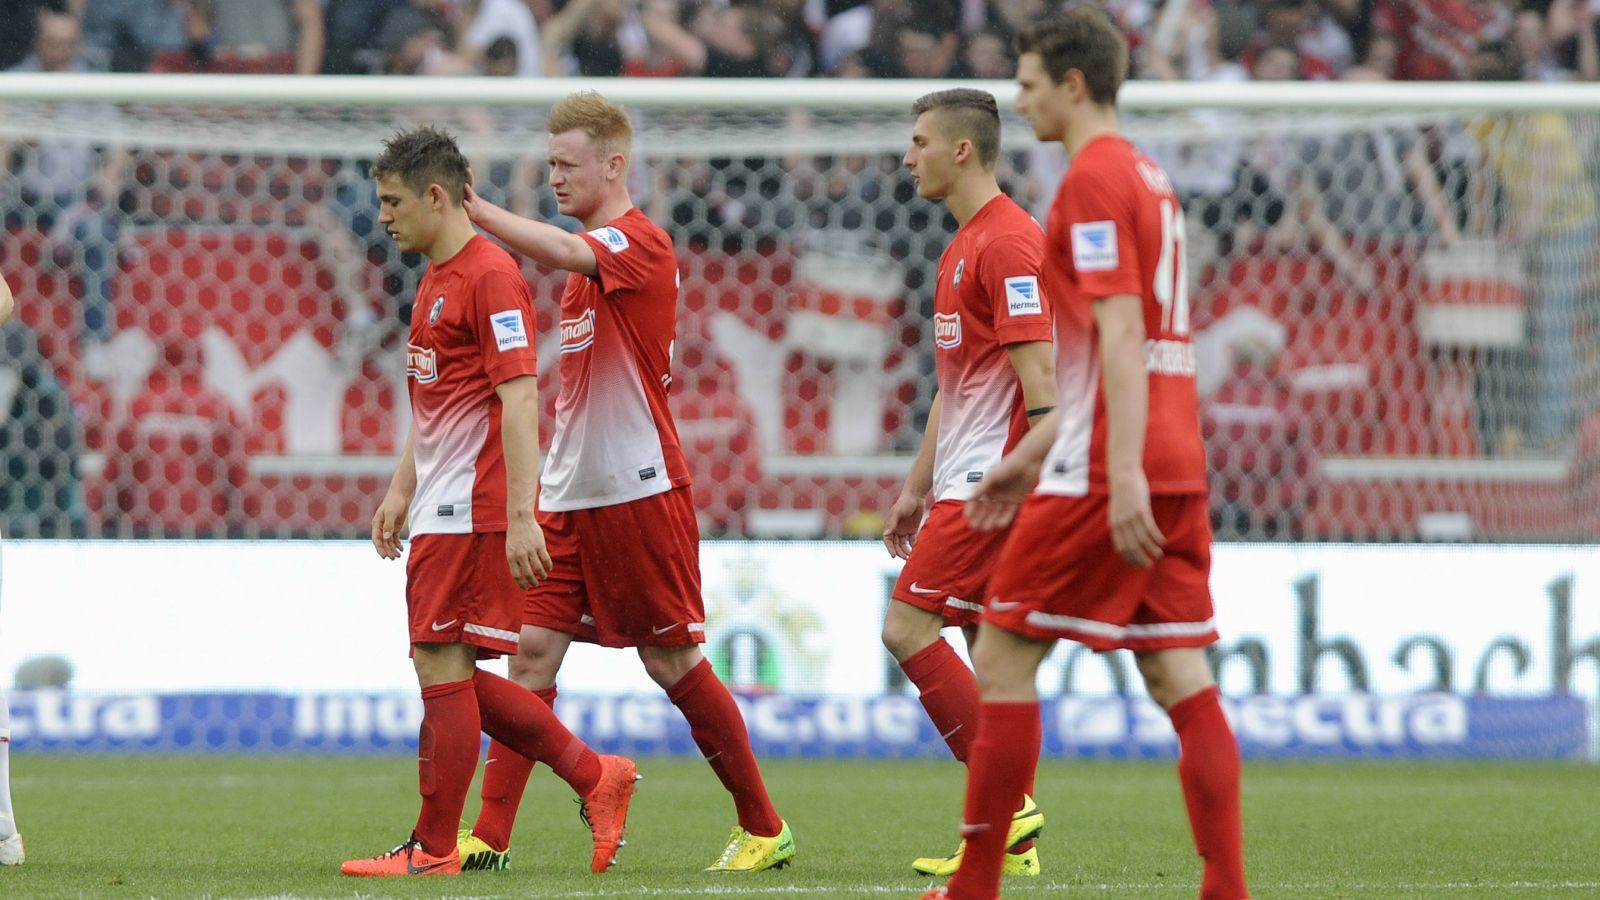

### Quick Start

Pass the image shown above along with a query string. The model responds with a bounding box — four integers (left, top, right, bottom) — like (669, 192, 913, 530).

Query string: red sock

(899, 640, 980, 764)
(945, 702, 1039, 900)
(474, 670, 600, 796)
(668, 659, 782, 837)
(901, 640, 1034, 851)
(413, 679, 481, 857)
(472, 686, 555, 852)
(1169, 687, 1248, 900)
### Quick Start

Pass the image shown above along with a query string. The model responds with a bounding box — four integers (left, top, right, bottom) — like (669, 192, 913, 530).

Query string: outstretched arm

(464, 183, 599, 276)
(293, 0, 326, 74)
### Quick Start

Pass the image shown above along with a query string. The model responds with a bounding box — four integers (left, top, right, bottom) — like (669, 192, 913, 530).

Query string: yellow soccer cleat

(911, 842, 1041, 878)
(1006, 794, 1045, 848)
(704, 819, 796, 872)
(456, 828, 509, 872)
(911, 794, 1044, 877)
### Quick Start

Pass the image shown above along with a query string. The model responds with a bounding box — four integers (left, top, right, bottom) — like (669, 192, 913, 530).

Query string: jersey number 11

(1153, 199, 1190, 338)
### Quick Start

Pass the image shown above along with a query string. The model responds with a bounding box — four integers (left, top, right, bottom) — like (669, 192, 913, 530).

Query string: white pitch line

(231, 881, 1600, 900)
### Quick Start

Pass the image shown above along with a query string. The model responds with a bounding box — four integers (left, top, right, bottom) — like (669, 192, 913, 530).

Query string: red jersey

(1039, 134, 1207, 497)
(1379, 0, 1485, 81)
(540, 208, 690, 511)
(406, 234, 540, 535)
(931, 194, 1053, 502)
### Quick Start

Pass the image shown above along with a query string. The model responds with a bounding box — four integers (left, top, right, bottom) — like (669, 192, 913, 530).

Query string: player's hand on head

(371, 491, 409, 560)
(462, 182, 500, 228)
(1107, 471, 1164, 568)
(506, 518, 551, 589)
(882, 491, 925, 559)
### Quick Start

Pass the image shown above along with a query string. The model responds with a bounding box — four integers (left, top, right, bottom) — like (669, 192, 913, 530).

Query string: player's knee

(970, 630, 1046, 700)
(1136, 649, 1214, 710)
(412, 642, 475, 686)
(509, 634, 563, 689)
(881, 601, 940, 662)
(638, 645, 701, 688)
(972, 665, 1018, 700)
(880, 617, 917, 661)
(506, 649, 556, 689)
(970, 644, 1007, 695)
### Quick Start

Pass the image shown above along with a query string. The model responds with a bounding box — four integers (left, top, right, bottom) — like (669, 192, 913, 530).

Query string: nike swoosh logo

(406, 858, 453, 875)
(908, 583, 941, 595)
(652, 623, 681, 635)
(430, 619, 458, 632)
(989, 601, 1022, 612)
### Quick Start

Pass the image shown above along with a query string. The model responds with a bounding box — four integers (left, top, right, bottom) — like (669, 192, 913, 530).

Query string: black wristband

(1026, 405, 1055, 417)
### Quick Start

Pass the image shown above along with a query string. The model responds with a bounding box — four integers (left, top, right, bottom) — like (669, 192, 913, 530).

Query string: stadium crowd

(0, 0, 1596, 83)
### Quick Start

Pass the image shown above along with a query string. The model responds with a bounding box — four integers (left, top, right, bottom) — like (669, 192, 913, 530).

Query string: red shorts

(983, 493, 1217, 652)
(890, 499, 1012, 627)
(524, 486, 706, 648)
(406, 532, 524, 657)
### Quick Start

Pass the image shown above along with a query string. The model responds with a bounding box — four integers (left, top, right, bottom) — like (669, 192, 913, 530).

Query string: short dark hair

(1014, 8, 1129, 106)
(370, 125, 469, 204)
(912, 88, 1002, 168)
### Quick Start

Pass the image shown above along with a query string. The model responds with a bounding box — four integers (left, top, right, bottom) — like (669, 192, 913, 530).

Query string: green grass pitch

(3, 755, 1598, 898)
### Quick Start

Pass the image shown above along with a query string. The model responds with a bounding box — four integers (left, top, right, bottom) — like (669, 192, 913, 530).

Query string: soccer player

(924, 10, 1249, 900)
(340, 126, 638, 878)
(884, 88, 1055, 879)
(455, 91, 793, 874)
(0, 269, 21, 868)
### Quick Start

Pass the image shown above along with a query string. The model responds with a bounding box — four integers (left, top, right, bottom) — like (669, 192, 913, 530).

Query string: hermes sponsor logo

(490, 310, 529, 351)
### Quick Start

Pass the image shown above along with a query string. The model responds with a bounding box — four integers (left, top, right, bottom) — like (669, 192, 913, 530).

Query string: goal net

(1, 76, 1597, 542)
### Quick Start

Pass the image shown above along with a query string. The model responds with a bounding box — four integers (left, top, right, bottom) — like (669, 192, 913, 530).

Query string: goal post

(1, 75, 1598, 540)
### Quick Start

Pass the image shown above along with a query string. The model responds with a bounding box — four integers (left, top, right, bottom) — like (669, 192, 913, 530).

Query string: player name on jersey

(1145, 338, 1196, 377)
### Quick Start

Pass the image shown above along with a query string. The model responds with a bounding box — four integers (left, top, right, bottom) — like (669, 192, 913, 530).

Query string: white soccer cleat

(0, 832, 24, 866)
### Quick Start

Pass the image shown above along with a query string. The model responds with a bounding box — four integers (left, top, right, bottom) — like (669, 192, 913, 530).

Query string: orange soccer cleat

(578, 755, 640, 873)
(919, 890, 949, 899)
(340, 836, 460, 877)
